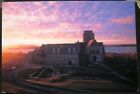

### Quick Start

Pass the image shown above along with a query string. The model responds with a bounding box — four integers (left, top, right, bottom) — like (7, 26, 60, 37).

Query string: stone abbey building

(28, 30, 105, 67)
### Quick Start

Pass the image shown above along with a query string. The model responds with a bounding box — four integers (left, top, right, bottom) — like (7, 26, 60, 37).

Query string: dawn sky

(2, 1, 136, 47)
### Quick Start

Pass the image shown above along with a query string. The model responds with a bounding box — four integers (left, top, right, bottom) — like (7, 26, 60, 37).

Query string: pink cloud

(2, 2, 136, 46)
(96, 35, 136, 45)
(48, 1, 57, 6)
(93, 23, 102, 31)
(112, 16, 134, 24)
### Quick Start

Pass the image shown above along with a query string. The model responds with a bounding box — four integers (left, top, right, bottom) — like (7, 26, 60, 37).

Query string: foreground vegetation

(104, 53, 137, 85)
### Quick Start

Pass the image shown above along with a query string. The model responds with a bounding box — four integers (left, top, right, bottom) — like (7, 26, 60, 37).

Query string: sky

(2, 1, 136, 48)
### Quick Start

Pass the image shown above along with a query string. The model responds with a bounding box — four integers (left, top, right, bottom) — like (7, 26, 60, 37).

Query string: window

(93, 56, 96, 62)
(57, 48, 60, 54)
(90, 50, 94, 54)
(99, 50, 102, 54)
(68, 47, 71, 54)
(73, 48, 76, 54)
(98, 50, 100, 54)
(53, 48, 55, 54)
(90, 50, 92, 54)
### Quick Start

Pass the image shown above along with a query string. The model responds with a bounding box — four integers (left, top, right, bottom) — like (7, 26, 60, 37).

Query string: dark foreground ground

(2, 52, 138, 94)
(104, 53, 137, 85)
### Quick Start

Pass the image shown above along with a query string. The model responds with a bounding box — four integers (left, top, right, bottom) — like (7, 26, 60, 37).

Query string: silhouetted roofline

(84, 30, 93, 32)
(47, 43, 75, 45)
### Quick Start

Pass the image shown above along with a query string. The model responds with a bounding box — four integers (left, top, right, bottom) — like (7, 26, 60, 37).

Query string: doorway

(68, 60, 72, 65)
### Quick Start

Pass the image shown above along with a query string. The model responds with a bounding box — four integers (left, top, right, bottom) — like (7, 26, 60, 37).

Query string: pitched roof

(87, 39, 97, 46)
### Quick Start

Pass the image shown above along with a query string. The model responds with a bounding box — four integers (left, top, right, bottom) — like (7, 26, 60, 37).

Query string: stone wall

(45, 54, 79, 67)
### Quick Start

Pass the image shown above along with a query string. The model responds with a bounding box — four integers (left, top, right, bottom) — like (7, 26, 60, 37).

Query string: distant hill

(6, 44, 39, 49)
(105, 44, 136, 47)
